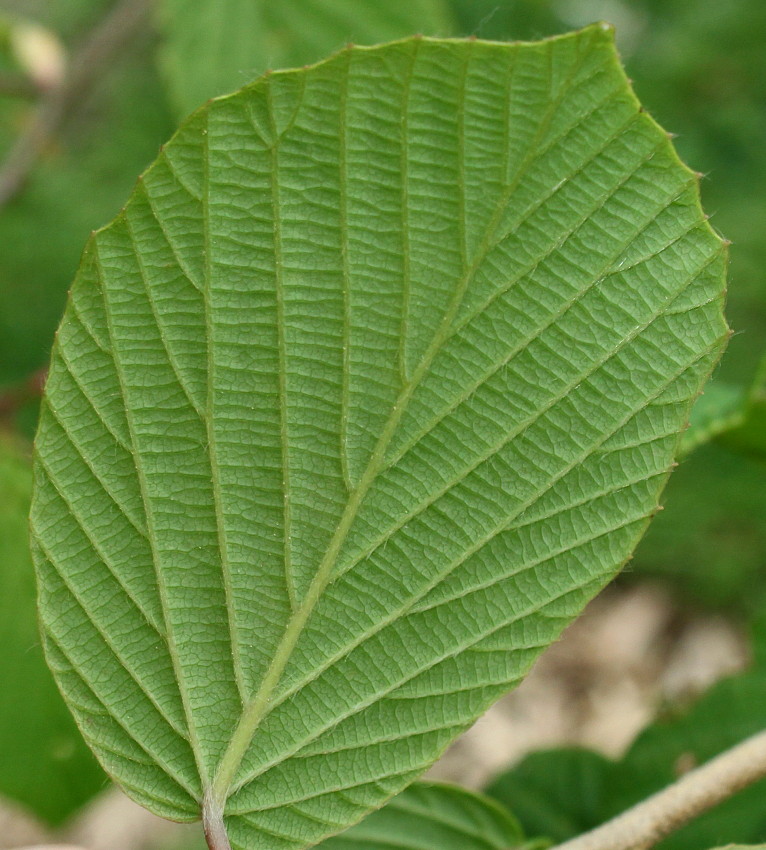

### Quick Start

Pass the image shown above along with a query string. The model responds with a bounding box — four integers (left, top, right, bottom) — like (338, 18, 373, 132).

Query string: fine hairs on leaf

(32, 27, 727, 850)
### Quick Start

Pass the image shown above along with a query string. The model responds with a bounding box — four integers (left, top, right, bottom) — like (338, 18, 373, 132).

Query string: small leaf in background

(679, 381, 747, 457)
(0, 436, 105, 824)
(485, 748, 611, 842)
(487, 620, 766, 849)
(636, 350, 766, 616)
(157, 0, 455, 116)
(32, 27, 726, 849)
(318, 783, 532, 849)
(680, 351, 766, 459)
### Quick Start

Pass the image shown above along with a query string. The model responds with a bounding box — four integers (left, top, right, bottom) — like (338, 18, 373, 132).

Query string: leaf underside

(32, 28, 727, 849)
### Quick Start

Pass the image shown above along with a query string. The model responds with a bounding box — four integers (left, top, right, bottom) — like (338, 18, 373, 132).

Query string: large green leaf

(157, 0, 455, 116)
(31, 28, 726, 850)
(318, 782, 533, 849)
(0, 436, 105, 823)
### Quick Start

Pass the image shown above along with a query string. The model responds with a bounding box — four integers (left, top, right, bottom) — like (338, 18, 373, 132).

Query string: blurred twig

(0, 0, 157, 208)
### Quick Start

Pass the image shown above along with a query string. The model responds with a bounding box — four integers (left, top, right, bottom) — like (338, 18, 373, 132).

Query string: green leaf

(32, 29, 726, 849)
(486, 748, 611, 843)
(317, 782, 532, 849)
(157, 0, 455, 116)
(0, 435, 105, 823)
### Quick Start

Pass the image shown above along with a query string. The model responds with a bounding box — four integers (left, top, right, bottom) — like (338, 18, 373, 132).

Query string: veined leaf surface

(32, 28, 727, 850)
(158, 0, 454, 116)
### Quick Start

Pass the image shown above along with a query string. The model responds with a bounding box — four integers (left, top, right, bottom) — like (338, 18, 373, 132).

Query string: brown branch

(0, 0, 157, 208)
(551, 729, 766, 850)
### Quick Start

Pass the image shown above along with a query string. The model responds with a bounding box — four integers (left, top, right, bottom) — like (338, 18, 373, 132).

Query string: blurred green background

(0, 0, 764, 842)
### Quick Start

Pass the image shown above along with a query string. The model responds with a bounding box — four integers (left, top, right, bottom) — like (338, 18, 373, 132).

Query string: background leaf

(32, 29, 726, 849)
(721, 353, 766, 459)
(635, 443, 766, 613)
(0, 435, 105, 824)
(679, 381, 747, 457)
(317, 783, 531, 849)
(484, 748, 611, 843)
(157, 0, 455, 116)
(679, 351, 766, 458)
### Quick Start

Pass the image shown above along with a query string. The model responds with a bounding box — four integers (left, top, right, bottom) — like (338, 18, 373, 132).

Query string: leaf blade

(33, 30, 728, 849)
